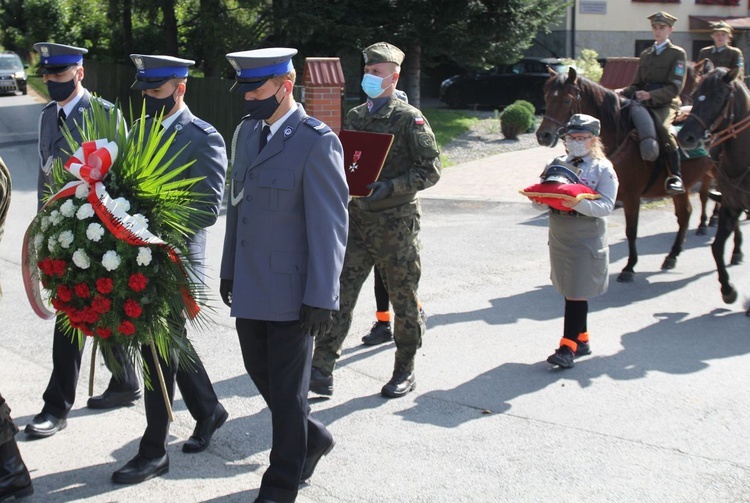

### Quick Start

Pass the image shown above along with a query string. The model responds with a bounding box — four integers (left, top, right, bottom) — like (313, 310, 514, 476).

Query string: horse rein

(688, 86, 750, 149)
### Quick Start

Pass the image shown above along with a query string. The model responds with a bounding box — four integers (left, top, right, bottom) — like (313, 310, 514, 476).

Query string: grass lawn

(422, 108, 480, 148)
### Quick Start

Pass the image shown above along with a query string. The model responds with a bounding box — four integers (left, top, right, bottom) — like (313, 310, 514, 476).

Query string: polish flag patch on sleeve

(414, 116, 425, 125)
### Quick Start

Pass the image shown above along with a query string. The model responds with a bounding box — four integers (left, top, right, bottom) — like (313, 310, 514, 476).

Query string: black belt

(549, 208, 585, 217)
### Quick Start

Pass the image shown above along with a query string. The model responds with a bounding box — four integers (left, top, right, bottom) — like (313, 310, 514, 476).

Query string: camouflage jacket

(345, 96, 441, 199)
(624, 41, 687, 108)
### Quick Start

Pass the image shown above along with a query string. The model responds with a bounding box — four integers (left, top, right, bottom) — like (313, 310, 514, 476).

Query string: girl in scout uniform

(533, 114, 619, 369)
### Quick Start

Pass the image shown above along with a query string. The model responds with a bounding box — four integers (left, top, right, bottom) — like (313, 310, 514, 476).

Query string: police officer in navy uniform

(111, 55, 229, 484)
(220, 48, 348, 503)
(25, 42, 141, 440)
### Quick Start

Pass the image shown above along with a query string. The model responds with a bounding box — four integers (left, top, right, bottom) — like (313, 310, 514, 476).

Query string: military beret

(560, 113, 601, 137)
(226, 48, 297, 93)
(710, 20, 733, 35)
(33, 42, 87, 74)
(130, 54, 195, 90)
(362, 42, 405, 66)
(648, 11, 677, 27)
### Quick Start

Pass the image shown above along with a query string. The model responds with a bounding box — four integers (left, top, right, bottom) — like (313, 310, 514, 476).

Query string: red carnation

(96, 278, 114, 294)
(128, 273, 148, 292)
(52, 259, 66, 277)
(81, 325, 93, 336)
(92, 295, 111, 314)
(118, 320, 136, 336)
(81, 307, 99, 324)
(67, 308, 82, 323)
(74, 283, 91, 298)
(51, 297, 67, 311)
(124, 299, 143, 318)
(38, 258, 54, 276)
(96, 327, 112, 339)
(56, 285, 73, 303)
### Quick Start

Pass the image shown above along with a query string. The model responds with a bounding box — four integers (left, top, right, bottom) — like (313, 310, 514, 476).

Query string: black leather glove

(220, 279, 234, 307)
(365, 180, 393, 201)
(299, 304, 333, 338)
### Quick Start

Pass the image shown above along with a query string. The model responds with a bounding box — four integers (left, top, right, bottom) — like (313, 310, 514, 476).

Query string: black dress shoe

(361, 321, 393, 346)
(300, 437, 335, 482)
(309, 366, 334, 396)
(24, 412, 67, 439)
(87, 388, 142, 410)
(381, 371, 416, 398)
(182, 403, 229, 453)
(111, 453, 169, 484)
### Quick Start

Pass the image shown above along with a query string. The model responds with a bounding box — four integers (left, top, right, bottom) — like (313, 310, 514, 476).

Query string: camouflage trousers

(0, 393, 18, 446)
(313, 200, 424, 374)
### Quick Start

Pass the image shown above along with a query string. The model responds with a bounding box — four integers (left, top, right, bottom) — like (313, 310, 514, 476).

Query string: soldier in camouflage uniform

(622, 11, 687, 195)
(311, 42, 441, 398)
(0, 158, 34, 501)
(698, 21, 744, 77)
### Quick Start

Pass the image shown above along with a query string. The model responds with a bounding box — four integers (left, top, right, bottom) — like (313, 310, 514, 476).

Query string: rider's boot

(665, 149, 685, 195)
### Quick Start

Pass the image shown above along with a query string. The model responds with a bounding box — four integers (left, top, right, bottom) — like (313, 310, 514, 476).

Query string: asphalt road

(2, 91, 750, 502)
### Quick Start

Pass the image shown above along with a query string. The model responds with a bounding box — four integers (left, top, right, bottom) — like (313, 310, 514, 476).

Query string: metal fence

(83, 60, 248, 146)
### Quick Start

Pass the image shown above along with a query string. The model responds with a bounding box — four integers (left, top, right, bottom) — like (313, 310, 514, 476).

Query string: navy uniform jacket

(135, 107, 227, 275)
(37, 90, 114, 206)
(220, 103, 348, 322)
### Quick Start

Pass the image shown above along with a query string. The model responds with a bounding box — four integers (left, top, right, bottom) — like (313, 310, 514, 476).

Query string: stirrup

(665, 175, 685, 195)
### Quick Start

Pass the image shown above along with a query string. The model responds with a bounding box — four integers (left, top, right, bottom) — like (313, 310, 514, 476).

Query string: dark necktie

(259, 125, 271, 153)
(571, 157, 584, 167)
(57, 108, 67, 130)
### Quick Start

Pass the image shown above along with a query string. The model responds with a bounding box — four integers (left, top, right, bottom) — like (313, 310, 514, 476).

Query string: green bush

(561, 48, 603, 83)
(500, 104, 534, 140)
(515, 100, 535, 116)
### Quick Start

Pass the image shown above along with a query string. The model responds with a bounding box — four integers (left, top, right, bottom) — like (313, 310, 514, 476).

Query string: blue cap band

(237, 59, 293, 80)
(42, 54, 83, 66)
(137, 66, 189, 79)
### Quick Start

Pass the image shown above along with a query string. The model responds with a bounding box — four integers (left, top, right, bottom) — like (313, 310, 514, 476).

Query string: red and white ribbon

(23, 139, 200, 321)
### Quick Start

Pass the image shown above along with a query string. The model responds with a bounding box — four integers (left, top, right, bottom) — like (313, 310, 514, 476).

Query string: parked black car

(0, 52, 27, 95)
(439, 57, 567, 111)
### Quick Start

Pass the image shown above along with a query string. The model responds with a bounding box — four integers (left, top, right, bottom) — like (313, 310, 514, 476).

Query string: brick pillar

(302, 57, 345, 133)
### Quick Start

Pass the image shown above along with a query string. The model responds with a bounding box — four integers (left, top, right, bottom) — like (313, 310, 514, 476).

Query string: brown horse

(677, 65, 750, 310)
(536, 67, 714, 282)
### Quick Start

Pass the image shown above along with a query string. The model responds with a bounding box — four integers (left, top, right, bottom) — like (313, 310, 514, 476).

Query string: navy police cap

(226, 48, 297, 93)
(33, 42, 87, 74)
(130, 54, 195, 90)
(543, 162, 581, 184)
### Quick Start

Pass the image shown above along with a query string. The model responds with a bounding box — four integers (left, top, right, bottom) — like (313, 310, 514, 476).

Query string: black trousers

(138, 332, 219, 459)
(41, 317, 139, 419)
(237, 318, 332, 503)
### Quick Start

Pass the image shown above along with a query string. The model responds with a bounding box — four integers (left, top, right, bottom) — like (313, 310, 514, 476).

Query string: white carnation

(75, 183, 90, 199)
(76, 203, 95, 220)
(72, 249, 91, 269)
(49, 210, 62, 225)
(86, 222, 105, 242)
(102, 250, 121, 271)
(136, 247, 152, 266)
(113, 197, 131, 212)
(47, 234, 58, 252)
(40, 216, 50, 231)
(60, 199, 77, 217)
(33, 233, 44, 249)
(58, 230, 74, 249)
(132, 213, 149, 228)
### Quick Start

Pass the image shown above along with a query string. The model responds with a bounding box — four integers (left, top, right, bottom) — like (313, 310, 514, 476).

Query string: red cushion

(520, 182, 600, 212)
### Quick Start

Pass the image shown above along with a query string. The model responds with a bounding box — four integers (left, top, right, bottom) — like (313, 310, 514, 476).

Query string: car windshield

(0, 56, 22, 71)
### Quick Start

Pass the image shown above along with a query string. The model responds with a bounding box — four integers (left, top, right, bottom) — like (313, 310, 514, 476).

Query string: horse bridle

(687, 85, 750, 148)
(542, 82, 582, 128)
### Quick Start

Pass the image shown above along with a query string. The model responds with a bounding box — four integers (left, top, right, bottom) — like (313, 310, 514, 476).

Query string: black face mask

(47, 78, 76, 103)
(144, 92, 176, 118)
(243, 85, 283, 120)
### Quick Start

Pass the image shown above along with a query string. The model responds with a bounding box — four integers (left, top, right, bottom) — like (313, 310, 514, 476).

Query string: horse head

(536, 67, 582, 147)
(677, 65, 741, 151)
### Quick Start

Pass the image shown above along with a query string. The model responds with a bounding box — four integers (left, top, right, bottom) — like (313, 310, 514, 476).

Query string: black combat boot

(361, 320, 393, 346)
(665, 149, 685, 195)
(0, 439, 33, 501)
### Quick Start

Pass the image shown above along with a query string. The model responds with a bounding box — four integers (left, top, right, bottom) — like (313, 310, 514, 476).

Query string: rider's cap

(648, 11, 677, 27)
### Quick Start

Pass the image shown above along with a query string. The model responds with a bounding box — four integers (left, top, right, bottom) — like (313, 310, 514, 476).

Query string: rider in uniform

(698, 21, 744, 76)
(622, 11, 687, 195)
